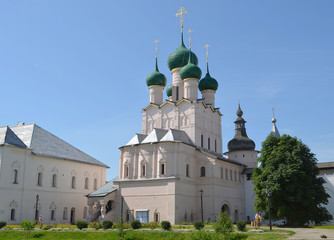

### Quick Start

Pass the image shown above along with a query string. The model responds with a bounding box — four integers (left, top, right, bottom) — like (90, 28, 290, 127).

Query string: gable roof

(126, 133, 147, 145)
(0, 126, 27, 149)
(5, 124, 108, 168)
(86, 177, 118, 197)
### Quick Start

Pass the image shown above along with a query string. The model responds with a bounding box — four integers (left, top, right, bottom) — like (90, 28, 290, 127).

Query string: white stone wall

(142, 101, 222, 154)
(117, 142, 243, 224)
(0, 145, 106, 225)
(319, 174, 334, 225)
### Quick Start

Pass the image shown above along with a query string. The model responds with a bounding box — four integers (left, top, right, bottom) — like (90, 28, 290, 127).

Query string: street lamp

(199, 189, 204, 223)
(120, 196, 124, 221)
(266, 182, 272, 230)
(35, 194, 39, 221)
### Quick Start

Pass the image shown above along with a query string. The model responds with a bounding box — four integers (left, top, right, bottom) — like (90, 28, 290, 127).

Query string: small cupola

(227, 104, 256, 152)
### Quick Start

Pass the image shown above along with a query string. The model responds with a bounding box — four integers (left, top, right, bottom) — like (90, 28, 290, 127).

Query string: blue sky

(1, 1, 333, 181)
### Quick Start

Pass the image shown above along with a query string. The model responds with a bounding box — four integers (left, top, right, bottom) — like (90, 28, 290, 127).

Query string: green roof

(180, 49, 202, 80)
(146, 58, 167, 87)
(167, 33, 198, 71)
(198, 63, 218, 91)
(166, 84, 172, 97)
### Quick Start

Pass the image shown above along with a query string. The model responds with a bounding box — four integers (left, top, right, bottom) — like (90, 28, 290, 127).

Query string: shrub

(88, 221, 102, 230)
(236, 220, 246, 231)
(102, 220, 113, 230)
(42, 225, 53, 230)
(76, 221, 88, 230)
(0, 221, 6, 229)
(161, 221, 171, 231)
(116, 219, 124, 238)
(149, 222, 159, 229)
(193, 221, 204, 230)
(214, 212, 233, 235)
(20, 219, 36, 239)
(131, 220, 141, 229)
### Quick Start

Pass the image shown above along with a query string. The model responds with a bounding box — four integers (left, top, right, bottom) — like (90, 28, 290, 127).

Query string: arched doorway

(70, 208, 75, 225)
(234, 209, 239, 222)
(221, 204, 230, 216)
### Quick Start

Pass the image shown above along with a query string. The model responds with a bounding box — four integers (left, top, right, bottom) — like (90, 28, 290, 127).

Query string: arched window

(37, 172, 42, 186)
(85, 177, 89, 189)
(215, 139, 217, 152)
(160, 163, 165, 175)
(71, 176, 76, 189)
(234, 171, 237, 181)
(230, 170, 233, 181)
(221, 168, 224, 179)
(83, 207, 87, 219)
(10, 209, 15, 220)
(200, 167, 205, 177)
(63, 207, 68, 220)
(13, 169, 18, 184)
(142, 165, 146, 176)
(201, 134, 203, 147)
(124, 165, 129, 177)
(94, 178, 97, 190)
(225, 169, 228, 180)
(52, 174, 57, 187)
(208, 138, 210, 150)
(186, 164, 190, 177)
(106, 200, 112, 213)
(234, 209, 239, 222)
(51, 210, 55, 220)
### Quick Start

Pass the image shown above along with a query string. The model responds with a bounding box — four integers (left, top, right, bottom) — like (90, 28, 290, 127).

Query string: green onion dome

(166, 84, 172, 98)
(198, 63, 218, 91)
(146, 58, 167, 87)
(180, 49, 202, 80)
(167, 34, 198, 71)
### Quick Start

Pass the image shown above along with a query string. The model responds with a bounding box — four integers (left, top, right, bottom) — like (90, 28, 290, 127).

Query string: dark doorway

(70, 208, 75, 225)
(221, 204, 230, 216)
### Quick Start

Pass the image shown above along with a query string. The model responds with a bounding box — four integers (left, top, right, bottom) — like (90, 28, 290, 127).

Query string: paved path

(281, 227, 334, 240)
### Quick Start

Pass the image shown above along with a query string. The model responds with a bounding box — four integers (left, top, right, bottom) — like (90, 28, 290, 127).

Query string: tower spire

(204, 43, 210, 73)
(188, 28, 193, 49)
(176, 7, 188, 33)
(270, 108, 280, 138)
(154, 39, 160, 71)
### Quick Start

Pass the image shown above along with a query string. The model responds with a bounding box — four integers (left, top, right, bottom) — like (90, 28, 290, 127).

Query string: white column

(184, 79, 198, 101)
(201, 90, 215, 108)
(87, 202, 93, 222)
(149, 86, 163, 105)
(172, 69, 183, 101)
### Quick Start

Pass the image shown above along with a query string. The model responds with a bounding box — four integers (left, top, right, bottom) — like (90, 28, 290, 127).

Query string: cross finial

(204, 44, 210, 63)
(188, 28, 193, 48)
(238, 98, 240, 106)
(272, 108, 275, 118)
(154, 40, 160, 58)
(176, 7, 188, 33)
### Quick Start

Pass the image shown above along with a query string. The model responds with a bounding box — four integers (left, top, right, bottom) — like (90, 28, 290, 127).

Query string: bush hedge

(102, 220, 113, 230)
(236, 220, 246, 231)
(193, 221, 204, 230)
(131, 220, 142, 229)
(161, 221, 171, 231)
(0, 221, 6, 229)
(76, 221, 88, 230)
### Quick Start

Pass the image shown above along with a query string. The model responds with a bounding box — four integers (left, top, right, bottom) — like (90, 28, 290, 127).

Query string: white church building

(0, 123, 108, 225)
(86, 10, 260, 224)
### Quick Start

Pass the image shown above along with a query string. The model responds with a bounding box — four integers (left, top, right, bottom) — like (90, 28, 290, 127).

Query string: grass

(310, 225, 334, 229)
(0, 228, 291, 240)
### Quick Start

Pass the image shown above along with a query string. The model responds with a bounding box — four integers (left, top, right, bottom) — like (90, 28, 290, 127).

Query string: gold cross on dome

(154, 39, 160, 58)
(176, 7, 188, 32)
(188, 29, 193, 48)
(204, 44, 210, 62)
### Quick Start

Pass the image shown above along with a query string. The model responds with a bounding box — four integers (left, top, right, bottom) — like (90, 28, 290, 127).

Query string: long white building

(0, 123, 108, 225)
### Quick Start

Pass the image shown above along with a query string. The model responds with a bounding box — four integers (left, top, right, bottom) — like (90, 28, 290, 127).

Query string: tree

(253, 134, 332, 226)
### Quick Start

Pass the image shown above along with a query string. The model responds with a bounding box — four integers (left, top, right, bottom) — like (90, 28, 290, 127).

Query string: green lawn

(0, 229, 291, 240)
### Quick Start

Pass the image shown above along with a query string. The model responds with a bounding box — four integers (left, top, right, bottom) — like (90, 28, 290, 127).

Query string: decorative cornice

(183, 78, 199, 82)
(171, 67, 182, 73)
(148, 85, 164, 89)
